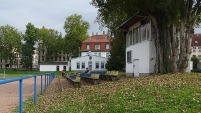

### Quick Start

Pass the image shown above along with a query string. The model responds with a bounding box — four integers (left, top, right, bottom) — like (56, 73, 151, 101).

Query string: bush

(191, 69, 199, 73)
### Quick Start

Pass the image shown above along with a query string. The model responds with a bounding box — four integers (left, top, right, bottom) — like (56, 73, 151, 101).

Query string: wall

(40, 65, 69, 71)
(81, 52, 109, 58)
(126, 41, 155, 76)
(71, 55, 108, 71)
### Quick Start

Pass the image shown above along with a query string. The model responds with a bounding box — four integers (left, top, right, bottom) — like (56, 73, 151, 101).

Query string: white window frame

(86, 44, 90, 50)
(95, 61, 99, 69)
(95, 44, 100, 50)
(76, 62, 80, 69)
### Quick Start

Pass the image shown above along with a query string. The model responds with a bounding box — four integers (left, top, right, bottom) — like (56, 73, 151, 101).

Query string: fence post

(40, 74, 43, 95)
(34, 75, 37, 104)
(45, 74, 47, 90)
(19, 79, 23, 113)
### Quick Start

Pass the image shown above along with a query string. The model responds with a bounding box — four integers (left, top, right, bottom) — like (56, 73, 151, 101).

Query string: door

(133, 59, 139, 77)
(63, 66, 66, 71)
(56, 66, 59, 71)
(88, 61, 92, 71)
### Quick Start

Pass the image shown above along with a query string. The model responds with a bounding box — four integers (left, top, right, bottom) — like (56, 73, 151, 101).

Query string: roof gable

(117, 12, 148, 30)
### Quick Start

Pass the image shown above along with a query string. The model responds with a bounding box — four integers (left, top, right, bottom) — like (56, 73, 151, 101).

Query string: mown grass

(0, 69, 76, 78)
(19, 73, 201, 113)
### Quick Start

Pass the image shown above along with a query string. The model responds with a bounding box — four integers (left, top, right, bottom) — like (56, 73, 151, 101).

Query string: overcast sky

(0, 0, 107, 36)
(1, 0, 201, 36)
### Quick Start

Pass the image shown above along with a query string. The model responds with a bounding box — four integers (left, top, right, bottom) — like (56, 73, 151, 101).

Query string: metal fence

(0, 73, 55, 113)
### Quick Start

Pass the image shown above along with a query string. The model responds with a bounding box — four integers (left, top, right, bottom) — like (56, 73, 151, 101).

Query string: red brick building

(80, 32, 111, 58)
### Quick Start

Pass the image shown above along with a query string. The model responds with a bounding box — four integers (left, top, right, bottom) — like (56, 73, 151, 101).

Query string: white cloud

(0, 0, 107, 36)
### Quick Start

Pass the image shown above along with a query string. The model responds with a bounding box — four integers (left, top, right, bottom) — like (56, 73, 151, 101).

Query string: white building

(70, 55, 107, 71)
(118, 12, 156, 77)
(70, 32, 111, 71)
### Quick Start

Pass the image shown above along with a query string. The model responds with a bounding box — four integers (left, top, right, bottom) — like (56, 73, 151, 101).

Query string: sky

(0, 0, 107, 36)
(1, 0, 201, 36)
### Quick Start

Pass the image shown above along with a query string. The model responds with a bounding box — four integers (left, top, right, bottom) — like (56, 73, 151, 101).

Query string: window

(0, 59, 2, 62)
(76, 62, 80, 69)
(81, 62, 85, 69)
(98, 53, 101, 56)
(63, 57, 65, 61)
(86, 44, 90, 50)
(127, 51, 132, 63)
(198, 47, 201, 52)
(129, 31, 132, 45)
(193, 47, 196, 52)
(95, 62, 99, 69)
(42, 56, 44, 61)
(106, 43, 110, 49)
(198, 55, 201, 60)
(95, 44, 100, 49)
(143, 27, 146, 41)
(106, 53, 110, 58)
(101, 61, 105, 69)
(54, 57, 57, 61)
(59, 56, 61, 61)
(94, 53, 97, 56)
(51, 57, 53, 61)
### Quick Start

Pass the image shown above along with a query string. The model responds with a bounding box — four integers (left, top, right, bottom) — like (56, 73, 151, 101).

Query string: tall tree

(21, 23, 37, 70)
(106, 31, 126, 71)
(0, 25, 22, 68)
(91, 0, 201, 73)
(36, 27, 64, 62)
(63, 14, 90, 57)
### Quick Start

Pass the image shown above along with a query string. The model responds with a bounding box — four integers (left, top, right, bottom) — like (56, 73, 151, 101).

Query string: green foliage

(21, 23, 37, 70)
(63, 14, 90, 57)
(91, 0, 201, 73)
(0, 25, 22, 67)
(106, 31, 126, 71)
(22, 73, 201, 112)
(36, 27, 64, 62)
(191, 56, 199, 69)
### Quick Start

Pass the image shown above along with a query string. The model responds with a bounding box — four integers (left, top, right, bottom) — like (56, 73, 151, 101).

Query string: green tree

(21, 23, 37, 70)
(91, 0, 201, 73)
(106, 31, 126, 71)
(36, 27, 64, 62)
(191, 56, 199, 70)
(63, 14, 90, 57)
(0, 25, 22, 68)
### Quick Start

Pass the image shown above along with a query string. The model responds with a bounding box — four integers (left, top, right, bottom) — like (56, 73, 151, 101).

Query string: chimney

(103, 31, 105, 35)
(96, 32, 98, 35)
(92, 32, 94, 36)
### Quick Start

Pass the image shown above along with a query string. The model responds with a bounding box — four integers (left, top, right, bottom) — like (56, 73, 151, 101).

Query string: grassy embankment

(20, 72, 201, 113)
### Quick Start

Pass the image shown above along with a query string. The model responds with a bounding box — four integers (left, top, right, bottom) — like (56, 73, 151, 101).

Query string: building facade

(71, 31, 111, 71)
(118, 12, 156, 77)
(191, 34, 201, 60)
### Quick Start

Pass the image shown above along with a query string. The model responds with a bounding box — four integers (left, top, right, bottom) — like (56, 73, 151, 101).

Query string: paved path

(0, 77, 41, 113)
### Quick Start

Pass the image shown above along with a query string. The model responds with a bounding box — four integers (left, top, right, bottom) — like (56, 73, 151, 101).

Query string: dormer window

(106, 43, 110, 49)
(86, 44, 90, 50)
(95, 44, 100, 50)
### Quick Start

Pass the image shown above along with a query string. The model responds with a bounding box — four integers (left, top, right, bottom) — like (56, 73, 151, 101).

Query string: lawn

(19, 73, 201, 113)
(0, 69, 76, 78)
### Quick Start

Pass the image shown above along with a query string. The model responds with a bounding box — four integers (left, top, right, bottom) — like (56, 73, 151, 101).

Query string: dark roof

(192, 34, 201, 46)
(117, 12, 148, 30)
(40, 62, 68, 65)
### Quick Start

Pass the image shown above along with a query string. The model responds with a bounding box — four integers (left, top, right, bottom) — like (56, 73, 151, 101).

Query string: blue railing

(0, 73, 55, 113)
